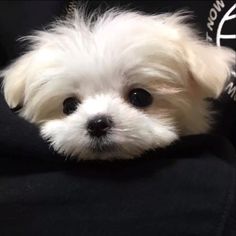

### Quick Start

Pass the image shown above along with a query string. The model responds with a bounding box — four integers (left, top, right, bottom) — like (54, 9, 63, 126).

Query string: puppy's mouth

(89, 138, 118, 153)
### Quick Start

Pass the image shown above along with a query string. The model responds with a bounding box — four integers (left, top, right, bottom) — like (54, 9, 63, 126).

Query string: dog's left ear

(185, 42, 235, 98)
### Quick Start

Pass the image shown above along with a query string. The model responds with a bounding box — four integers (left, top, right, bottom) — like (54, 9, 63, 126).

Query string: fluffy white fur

(1, 9, 235, 160)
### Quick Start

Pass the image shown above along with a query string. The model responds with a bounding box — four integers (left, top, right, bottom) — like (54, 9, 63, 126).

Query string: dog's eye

(63, 97, 80, 115)
(128, 88, 153, 108)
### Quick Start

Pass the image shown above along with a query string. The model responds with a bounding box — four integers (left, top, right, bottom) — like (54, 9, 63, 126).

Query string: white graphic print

(216, 3, 236, 47)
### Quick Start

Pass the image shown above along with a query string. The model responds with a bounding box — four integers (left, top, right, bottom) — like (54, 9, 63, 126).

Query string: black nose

(87, 116, 113, 137)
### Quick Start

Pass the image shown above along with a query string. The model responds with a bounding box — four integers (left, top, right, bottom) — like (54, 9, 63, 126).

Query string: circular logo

(216, 3, 236, 48)
(206, 1, 236, 50)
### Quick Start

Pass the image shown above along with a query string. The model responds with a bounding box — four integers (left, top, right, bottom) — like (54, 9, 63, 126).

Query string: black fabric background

(0, 1, 236, 235)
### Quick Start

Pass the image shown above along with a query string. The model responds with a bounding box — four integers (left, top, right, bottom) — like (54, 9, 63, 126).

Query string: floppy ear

(186, 42, 235, 98)
(1, 53, 33, 109)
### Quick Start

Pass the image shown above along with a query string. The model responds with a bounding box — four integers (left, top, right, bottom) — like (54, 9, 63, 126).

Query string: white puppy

(1, 9, 235, 160)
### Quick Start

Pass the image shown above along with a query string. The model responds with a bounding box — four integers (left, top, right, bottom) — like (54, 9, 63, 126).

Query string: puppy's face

(2, 10, 235, 160)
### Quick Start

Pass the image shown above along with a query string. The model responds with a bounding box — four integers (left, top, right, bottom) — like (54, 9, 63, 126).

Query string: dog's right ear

(185, 42, 235, 99)
(1, 53, 33, 110)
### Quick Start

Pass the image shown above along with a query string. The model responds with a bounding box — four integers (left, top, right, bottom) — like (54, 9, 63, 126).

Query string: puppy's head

(1, 10, 235, 160)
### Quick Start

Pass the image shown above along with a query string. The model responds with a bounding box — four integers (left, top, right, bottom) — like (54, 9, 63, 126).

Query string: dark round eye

(128, 88, 153, 108)
(63, 97, 80, 115)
